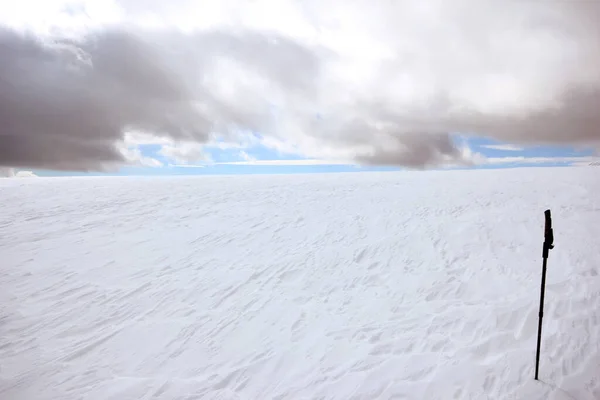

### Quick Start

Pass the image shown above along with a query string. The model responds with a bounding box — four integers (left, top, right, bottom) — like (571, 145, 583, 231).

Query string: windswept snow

(1, 168, 599, 400)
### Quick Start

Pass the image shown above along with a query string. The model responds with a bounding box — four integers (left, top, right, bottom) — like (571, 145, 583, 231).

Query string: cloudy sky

(1, 0, 599, 176)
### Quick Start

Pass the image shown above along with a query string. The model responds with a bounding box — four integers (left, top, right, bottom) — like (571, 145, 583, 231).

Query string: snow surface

(1, 168, 599, 400)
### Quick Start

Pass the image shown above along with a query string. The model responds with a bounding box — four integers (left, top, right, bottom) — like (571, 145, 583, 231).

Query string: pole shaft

(535, 253, 548, 380)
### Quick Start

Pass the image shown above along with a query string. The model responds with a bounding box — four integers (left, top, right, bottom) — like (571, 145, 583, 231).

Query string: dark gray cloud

(353, 133, 469, 169)
(0, 27, 320, 170)
(0, 28, 211, 170)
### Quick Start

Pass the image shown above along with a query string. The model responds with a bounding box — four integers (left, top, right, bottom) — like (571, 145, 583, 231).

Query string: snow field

(1, 167, 599, 399)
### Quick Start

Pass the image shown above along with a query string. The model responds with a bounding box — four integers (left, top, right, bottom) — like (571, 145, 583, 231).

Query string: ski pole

(535, 209, 554, 380)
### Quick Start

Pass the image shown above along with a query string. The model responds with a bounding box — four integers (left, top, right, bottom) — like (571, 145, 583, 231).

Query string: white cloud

(0, 168, 38, 177)
(480, 144, 524, 152)
(123, 131, 216, 166)
(168, 164, 206, 168)
(0, 168, 15, 177)
(15, 170, 38, 177)
(218, 159, 351, 166)
(117, 141, 163, 168)
(158, 141, 212, 164)
(239, 151, 255, 162)
(486, 156, 597, 166)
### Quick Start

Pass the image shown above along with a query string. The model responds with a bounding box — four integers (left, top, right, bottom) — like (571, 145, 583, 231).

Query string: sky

(26, 137, 600, 177)
(1, 0, 599, 177)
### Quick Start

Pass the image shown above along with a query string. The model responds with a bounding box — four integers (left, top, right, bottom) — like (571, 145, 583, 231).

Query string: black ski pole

(535, 209, 554, 380)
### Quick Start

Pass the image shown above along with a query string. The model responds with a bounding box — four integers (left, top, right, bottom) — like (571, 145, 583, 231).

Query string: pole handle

(543, 210, 554, 258)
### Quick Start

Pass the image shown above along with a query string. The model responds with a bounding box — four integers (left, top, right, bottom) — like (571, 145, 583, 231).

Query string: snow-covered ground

(1, 167, 599, 400)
